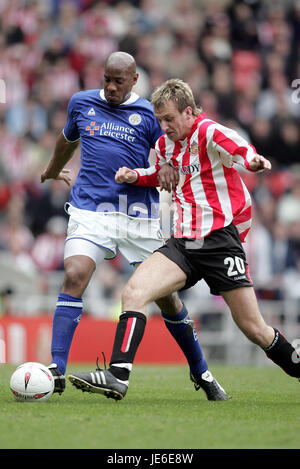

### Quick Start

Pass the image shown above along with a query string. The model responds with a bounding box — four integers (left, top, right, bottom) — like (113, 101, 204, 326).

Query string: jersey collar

(99, 89, 140, 105)
(175, 112, 207, 143)
(188, 112, 207, 138)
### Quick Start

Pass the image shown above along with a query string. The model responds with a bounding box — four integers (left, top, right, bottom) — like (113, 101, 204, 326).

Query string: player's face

(104, 65, 138, 106)
(154, 100, 194, 141)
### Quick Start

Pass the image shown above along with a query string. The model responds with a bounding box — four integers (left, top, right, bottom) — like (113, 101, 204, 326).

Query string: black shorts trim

(156, 224, 253, 296)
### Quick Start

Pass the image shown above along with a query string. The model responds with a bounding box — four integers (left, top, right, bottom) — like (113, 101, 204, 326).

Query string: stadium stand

(0, 0, 299, 363)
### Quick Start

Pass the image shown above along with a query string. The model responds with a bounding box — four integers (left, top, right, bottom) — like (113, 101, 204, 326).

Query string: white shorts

(64, 204, 164, 265)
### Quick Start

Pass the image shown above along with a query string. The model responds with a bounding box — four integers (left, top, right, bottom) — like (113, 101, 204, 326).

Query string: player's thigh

(123, 252, 187, 307)
(65, 205, 117, 261)
(64, 237, 110, 266)
(117, 216, 163, 264)
(132, 260, 183, 315)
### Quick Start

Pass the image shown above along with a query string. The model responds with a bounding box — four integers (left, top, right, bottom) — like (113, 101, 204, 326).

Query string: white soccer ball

(10, 362, 54, 402)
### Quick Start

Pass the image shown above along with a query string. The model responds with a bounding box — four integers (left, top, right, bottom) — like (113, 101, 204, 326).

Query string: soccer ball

(10, 362, 54, 402)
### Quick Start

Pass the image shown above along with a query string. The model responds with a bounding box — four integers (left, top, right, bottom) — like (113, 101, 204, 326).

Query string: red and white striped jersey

(134, 113, 259, 242)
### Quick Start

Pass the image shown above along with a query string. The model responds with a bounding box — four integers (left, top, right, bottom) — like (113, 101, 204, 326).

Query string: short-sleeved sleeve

(63, 94, 80, 142)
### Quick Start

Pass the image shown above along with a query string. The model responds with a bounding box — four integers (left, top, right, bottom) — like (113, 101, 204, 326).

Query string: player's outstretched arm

(41, 132, 79, 186)
(115, 164, 178, 192)
(115, 165, 159, 187)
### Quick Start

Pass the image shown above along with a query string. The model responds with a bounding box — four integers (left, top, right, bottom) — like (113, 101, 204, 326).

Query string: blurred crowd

(0, 0, 299, 316)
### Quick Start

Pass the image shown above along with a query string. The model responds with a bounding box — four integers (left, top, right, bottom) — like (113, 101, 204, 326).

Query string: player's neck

(178, 116, 197, 142)
(121, 92, 132, 104)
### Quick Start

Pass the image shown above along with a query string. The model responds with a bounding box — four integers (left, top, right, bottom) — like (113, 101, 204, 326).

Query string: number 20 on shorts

(224, 256, 246, 277)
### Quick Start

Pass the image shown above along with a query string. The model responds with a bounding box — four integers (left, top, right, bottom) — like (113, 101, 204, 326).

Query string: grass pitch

(0, 363, 300, 449)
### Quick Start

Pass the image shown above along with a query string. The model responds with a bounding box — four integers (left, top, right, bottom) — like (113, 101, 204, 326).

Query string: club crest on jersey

(129, 113, 142, 125)
(188, 142, 199, 156)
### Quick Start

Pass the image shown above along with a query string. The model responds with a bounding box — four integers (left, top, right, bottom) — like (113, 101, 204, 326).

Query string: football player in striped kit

(70, 78, 300, 400)
(41, 55, 227, 400)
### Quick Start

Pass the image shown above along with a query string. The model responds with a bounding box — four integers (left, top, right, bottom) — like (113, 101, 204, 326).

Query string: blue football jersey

(63, 89, 163, 218)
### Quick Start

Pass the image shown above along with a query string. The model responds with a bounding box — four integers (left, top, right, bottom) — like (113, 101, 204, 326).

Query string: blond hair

(151, 79, 202, 116)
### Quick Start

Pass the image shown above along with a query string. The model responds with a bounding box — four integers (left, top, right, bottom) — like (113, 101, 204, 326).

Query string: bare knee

(122, 280, 147, 312)
(62, 257, 95, 297)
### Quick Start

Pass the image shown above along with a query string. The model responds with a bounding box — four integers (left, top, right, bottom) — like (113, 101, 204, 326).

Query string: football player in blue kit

(41, 52, 227, 401)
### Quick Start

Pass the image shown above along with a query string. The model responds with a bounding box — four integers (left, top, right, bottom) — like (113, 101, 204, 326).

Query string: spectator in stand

(271, 221, 298, 275)
(229, 1, 260, 50)
(277, 174, 300, 227)
(273, 119, 300, 168)
(248, 117, 275, 163)
(0, 194, 36, 276)
(31, 216, 67, 272)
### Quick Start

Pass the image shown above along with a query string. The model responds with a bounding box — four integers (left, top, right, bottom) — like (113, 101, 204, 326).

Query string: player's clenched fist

(115, 166, 138, 184)
(249, 154, 272, 171)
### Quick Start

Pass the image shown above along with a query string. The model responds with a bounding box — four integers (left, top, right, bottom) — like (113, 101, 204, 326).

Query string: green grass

(0, 363, 300, 449)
